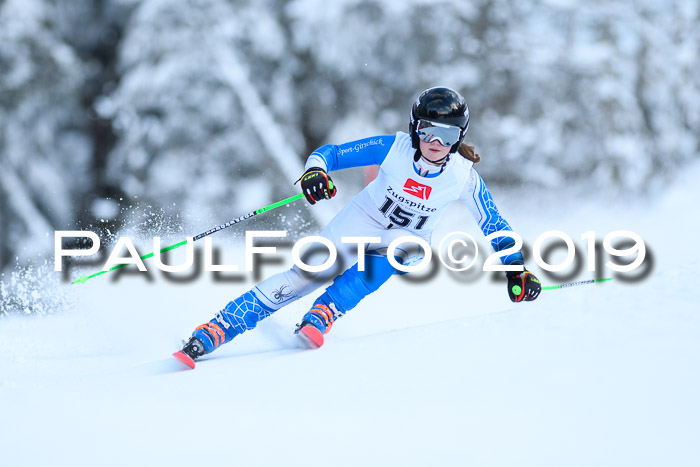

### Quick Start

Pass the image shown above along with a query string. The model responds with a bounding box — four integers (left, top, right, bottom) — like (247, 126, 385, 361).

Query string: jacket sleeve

(305, 135, 395, 172)
(459, 169, 525, 266)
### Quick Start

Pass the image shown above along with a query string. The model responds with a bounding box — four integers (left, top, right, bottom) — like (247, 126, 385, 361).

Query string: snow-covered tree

(0, 0, 91, 270)
(282, 0, 699, 191)
(95, 0, 306, 227)
(1, 0, 699, 284)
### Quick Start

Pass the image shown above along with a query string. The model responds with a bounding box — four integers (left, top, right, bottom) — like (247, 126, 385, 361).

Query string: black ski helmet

(410, 87, 470, 154)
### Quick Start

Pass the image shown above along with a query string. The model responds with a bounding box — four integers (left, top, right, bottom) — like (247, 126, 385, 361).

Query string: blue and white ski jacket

(306, 132, 524, 266)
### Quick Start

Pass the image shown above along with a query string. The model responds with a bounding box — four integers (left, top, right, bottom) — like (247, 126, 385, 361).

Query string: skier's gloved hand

(298, 167, 337, 205)
(506, 268, 541, 302)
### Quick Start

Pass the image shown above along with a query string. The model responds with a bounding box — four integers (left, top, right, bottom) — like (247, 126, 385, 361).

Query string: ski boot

(172, 336, 206, 369)
(295, 303, 340, 349)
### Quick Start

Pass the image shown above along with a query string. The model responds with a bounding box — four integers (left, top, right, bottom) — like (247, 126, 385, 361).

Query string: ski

(296, 324, 324, 349)
(172, 350, 196, 369)
(173, 326, 323, 369)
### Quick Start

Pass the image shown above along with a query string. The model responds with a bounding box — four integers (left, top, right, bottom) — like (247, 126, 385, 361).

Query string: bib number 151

(379, 196, 429, 230)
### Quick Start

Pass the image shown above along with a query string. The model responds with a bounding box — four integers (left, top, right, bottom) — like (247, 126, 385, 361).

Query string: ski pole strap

(542, 277, 613, 291)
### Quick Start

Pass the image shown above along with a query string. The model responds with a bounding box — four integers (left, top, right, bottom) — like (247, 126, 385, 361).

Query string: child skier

(175, 86, 541, 367)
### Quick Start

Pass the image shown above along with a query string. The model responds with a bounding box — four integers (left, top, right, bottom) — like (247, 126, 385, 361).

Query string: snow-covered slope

(1, 165, 699, 467)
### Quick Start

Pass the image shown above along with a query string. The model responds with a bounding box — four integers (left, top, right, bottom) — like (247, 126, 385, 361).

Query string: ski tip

(172, 350, 196, 369)
(297, 325, 324, 349)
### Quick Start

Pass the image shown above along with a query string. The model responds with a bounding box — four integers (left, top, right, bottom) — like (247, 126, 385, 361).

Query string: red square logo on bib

(403, 179, 432, 200)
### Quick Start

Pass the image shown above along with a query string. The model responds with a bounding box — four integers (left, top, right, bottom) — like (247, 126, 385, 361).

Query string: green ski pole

(542, 277, 613, 291)
(72, 193, 305, 285)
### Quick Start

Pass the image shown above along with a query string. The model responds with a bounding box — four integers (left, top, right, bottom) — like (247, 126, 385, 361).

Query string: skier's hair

(458, 143, 480, 164)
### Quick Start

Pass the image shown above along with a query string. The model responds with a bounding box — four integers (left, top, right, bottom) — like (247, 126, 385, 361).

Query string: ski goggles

(415, 120, 462, 146)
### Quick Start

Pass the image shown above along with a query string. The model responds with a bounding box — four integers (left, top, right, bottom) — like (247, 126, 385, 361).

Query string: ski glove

(506, 268, 541, 302)
(299, 167, 337, 205)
